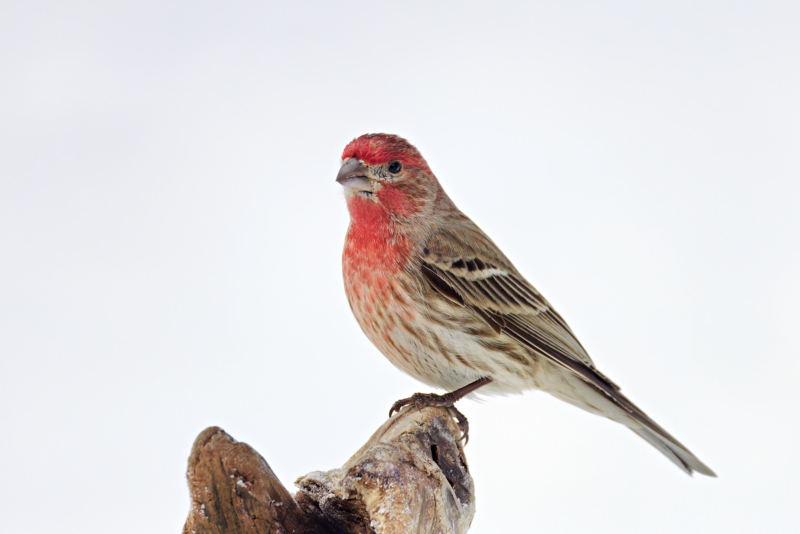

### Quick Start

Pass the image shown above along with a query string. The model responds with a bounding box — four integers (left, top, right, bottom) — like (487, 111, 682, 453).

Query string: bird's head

(337, 134, 441, 226)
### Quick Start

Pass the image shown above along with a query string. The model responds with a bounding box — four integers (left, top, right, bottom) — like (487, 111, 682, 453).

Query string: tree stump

(183, 406, 475, 534)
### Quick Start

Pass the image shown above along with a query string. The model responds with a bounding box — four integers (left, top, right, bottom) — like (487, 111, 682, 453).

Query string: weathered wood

(183, 406, 475, 534)
(183, 426, 320, 534)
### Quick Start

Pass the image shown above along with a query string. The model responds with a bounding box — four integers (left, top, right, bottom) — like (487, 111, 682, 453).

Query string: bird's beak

(336, 158, 373, 192)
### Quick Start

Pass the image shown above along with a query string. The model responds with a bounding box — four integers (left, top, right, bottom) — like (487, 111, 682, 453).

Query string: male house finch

(337, 133, 715, 477)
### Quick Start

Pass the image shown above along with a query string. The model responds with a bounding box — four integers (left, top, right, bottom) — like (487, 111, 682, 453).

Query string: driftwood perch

(183, 406, 475, 534)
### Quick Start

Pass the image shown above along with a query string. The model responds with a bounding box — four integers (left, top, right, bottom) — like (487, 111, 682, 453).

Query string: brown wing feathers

(420, 251, 696, 450)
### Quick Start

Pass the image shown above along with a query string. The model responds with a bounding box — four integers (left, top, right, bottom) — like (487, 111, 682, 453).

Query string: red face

(336, 134, 437, 224)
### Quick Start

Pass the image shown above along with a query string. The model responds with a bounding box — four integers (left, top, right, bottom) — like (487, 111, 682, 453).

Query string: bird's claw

(388, 392, 471, 444)
(448, 406, 470, 445)
(388, 397, 411, 417)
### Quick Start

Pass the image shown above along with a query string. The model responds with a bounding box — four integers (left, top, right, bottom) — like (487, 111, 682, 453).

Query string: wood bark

(183, 406, 475, 534)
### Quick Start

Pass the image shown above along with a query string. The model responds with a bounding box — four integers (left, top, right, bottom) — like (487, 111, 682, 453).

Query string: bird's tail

(546, 368, 716, 476)
(610, 388, 717, 477)
(597, 386, 717, 477)
(628, 425, 716, 477)
(600, 387, 717, 477)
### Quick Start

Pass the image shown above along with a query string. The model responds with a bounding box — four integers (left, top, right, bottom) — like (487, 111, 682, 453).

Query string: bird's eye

(388, 161, 402, 174)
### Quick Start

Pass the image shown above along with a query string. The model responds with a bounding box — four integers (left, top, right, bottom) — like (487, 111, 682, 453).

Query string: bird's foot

(448, 405, 470, 444)
(388, 377, 493, 445)
(389, 392, 472, 443)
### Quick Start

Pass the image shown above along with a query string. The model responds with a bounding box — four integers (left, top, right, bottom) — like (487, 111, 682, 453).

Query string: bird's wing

(420, 222, 621, 393)
(420, 220, 716, 477)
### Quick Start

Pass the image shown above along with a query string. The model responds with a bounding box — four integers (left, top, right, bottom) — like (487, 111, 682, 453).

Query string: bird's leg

(389, 377, 493, 443)
(388, 377, 493, 416)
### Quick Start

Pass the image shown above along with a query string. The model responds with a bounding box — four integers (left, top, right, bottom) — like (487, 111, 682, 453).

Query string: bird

(337, 133, 715, 477)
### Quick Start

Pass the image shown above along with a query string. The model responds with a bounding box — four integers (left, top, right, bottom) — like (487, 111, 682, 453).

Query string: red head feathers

(342, 133, 432, 174)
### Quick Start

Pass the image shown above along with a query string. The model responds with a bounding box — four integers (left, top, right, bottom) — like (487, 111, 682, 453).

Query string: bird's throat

(343, 196, 413, 275)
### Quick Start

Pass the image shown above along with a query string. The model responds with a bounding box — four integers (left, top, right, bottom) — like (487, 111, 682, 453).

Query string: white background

(1, 1, 798, 532)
